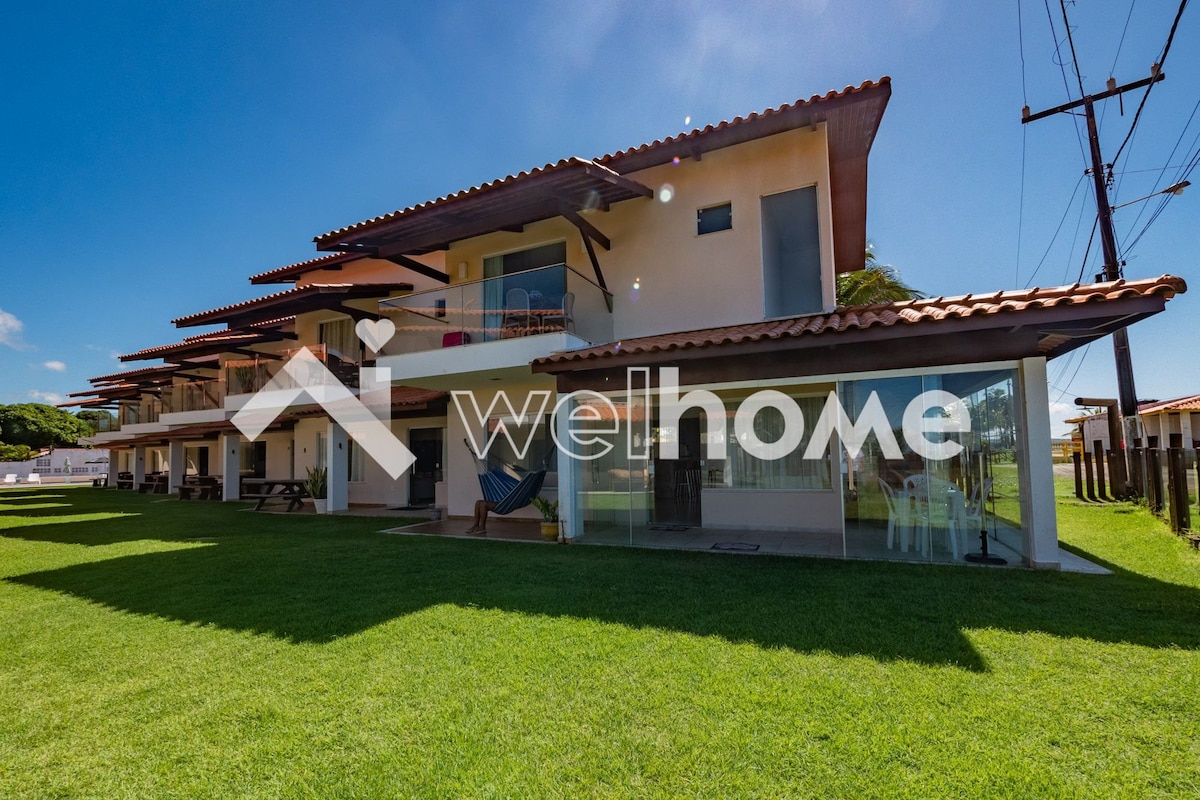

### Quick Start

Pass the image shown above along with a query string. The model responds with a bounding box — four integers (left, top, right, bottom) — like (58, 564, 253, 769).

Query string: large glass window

(841, 369, 1026, 565)
(319, 317, 357, 362)
(720, 392, 832, 491)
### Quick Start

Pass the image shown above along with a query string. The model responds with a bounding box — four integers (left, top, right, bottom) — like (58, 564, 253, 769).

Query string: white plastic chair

(906, 473, 959, 558)
(3, 474, 17, 485)
(26, 473, 42, 485)
(878, 478, 910, 552)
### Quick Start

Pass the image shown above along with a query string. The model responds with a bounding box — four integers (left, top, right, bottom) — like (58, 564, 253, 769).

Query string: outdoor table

(240, 478, 309, 512)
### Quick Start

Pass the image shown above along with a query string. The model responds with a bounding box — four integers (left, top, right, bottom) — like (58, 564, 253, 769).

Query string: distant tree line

(0, 403, 109, 460)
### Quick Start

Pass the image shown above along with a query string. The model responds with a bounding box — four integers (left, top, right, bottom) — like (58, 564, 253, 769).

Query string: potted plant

(304, 466, 328, 513)
(530, 496, 559, 541)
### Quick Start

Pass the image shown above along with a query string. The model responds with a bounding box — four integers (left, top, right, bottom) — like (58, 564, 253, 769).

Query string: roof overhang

(172, 283, 412, 329)
(534, 275, 1186, 389)
(313, 158, 652, 258)
(119, 318, 296, 363)
(248, 251, 368, 285)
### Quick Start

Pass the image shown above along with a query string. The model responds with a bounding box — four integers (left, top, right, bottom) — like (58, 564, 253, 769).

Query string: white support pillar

(1182, 412, 1195, 449)
(555, 391, 581, 539)
(326, 421, 349, 513)
(221, 434, 241, 501)
(167, 441, 186, 494)
(132, 446, 147, 486)
(1020, 357, 1060, 569)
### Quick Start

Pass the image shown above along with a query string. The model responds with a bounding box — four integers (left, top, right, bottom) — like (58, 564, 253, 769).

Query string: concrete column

(555, 392, 579, 539)
(132, 446, 147, 485)
(1020, 357, 1060, 569)
(168, 441, 186, 494)
(326, 421, 349, 513)
(1182, 412, 1195, 448)
(221, 433, 241, 501)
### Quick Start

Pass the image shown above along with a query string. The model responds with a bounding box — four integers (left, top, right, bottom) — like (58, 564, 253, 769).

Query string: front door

(408, 428, 443, 507)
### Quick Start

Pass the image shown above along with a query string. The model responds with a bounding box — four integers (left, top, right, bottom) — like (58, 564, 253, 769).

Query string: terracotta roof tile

(313, 78, 890, 250)
(313, 157, 604, 244)
(1137, 394, 1200, 414)
(248, 252, 367, 285)
(597, 78, 889, 166)
(536, 275, 1187, 368)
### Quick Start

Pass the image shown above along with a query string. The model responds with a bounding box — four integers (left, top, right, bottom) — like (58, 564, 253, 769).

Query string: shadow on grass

(4, 489, 1200, 669)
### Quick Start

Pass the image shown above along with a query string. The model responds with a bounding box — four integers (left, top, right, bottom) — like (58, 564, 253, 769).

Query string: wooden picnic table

(240, 478, 308, 512)
(176, 477, 223, 501)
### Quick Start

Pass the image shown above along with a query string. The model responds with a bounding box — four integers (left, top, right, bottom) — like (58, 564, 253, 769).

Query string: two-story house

(77, 77, 1186, 568)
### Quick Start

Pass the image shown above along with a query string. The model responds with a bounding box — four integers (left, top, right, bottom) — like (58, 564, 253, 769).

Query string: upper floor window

(761, 186, 822, 318)
(697, 203, 732, 235)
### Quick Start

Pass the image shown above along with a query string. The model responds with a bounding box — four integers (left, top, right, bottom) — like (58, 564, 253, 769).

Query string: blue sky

(1, 1, 1196, 436)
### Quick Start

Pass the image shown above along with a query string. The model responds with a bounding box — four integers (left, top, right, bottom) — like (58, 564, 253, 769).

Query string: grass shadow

(4, 487, 1200, 670)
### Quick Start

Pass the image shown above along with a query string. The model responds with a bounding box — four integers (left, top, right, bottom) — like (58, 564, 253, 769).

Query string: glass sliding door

(841, 368, 1027, 565)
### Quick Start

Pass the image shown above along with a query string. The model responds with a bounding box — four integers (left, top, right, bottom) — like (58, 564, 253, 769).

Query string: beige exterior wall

(441, 125, 835, 342)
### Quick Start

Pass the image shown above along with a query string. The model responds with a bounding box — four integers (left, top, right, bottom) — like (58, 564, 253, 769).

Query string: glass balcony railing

(120, 398, 161, 427)
(224, 344, 360, 396)
(162, 380, 226, 414)
(378, 263, 613, 356)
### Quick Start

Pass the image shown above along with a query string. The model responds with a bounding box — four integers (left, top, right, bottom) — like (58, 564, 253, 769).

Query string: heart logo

(355, 318, 396, 352)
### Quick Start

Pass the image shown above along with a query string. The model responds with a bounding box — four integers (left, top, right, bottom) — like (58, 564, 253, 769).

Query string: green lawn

(1, 485, 1198, 798)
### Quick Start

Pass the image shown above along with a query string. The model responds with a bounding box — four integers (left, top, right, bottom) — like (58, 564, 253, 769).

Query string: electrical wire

(1099, 0, 1138, 132)
(1016, 0, 1029, 285)
(1110, 0, 1190, 168)
(1052, 343, 1093, 405)
(1025, 173, 1087, 288)
(1044, 0, 1089, 163)
(1118, 92, 1200, 252)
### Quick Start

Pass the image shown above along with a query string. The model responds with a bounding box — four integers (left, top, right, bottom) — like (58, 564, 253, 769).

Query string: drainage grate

(711, 542, 759, 551)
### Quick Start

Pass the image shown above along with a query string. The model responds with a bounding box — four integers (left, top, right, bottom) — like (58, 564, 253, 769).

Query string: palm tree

(836, 249, 926, 306)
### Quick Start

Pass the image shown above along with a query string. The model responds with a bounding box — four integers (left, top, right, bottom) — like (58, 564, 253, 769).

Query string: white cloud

(28, 390, 64, 405)
(0, 308, 27, 350)
(42, 360, 67, 372)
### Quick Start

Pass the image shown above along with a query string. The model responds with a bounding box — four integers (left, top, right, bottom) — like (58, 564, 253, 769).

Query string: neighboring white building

(0, 448, 109, 483)
(1068, 394, 1200, 453)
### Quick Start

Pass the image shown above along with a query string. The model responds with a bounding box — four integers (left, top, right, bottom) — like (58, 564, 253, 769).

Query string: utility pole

(1023, 68, 1164, 497)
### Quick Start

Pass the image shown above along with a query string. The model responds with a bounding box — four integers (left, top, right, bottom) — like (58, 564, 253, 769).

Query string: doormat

(711, 542, 760, 551)
(648, 524, 690, 531)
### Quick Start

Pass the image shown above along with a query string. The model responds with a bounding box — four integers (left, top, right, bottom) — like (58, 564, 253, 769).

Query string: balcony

(162, 380, 226, 413)
(376, 264, 611, 384)
(224, 344, 360, 399)
(159, 379, 228, 425)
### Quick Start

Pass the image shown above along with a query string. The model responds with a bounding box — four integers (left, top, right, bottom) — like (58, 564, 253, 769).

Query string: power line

(1025, 173, 1087, 288)
(1118, 92, 1200, 251)
(1043, 0, 1089, 163)
(1099, 0, 1138, 131)
(1058, 0, 1088, 97)
(1052, 343, 1093, 405)
(1110, 0, 1190, 167)
(1016, 0, 1029, 285)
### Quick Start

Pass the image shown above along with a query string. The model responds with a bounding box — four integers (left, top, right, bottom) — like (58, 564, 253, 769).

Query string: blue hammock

(467, 441, 552, 516)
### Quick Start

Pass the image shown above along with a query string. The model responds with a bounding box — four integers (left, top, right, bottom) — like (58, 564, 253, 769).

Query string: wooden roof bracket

(384, 253, 450, 284)
(562, 208, 613, 311)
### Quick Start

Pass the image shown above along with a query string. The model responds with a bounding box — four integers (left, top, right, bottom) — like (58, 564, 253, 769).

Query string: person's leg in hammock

(466, 500, 497, 534)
